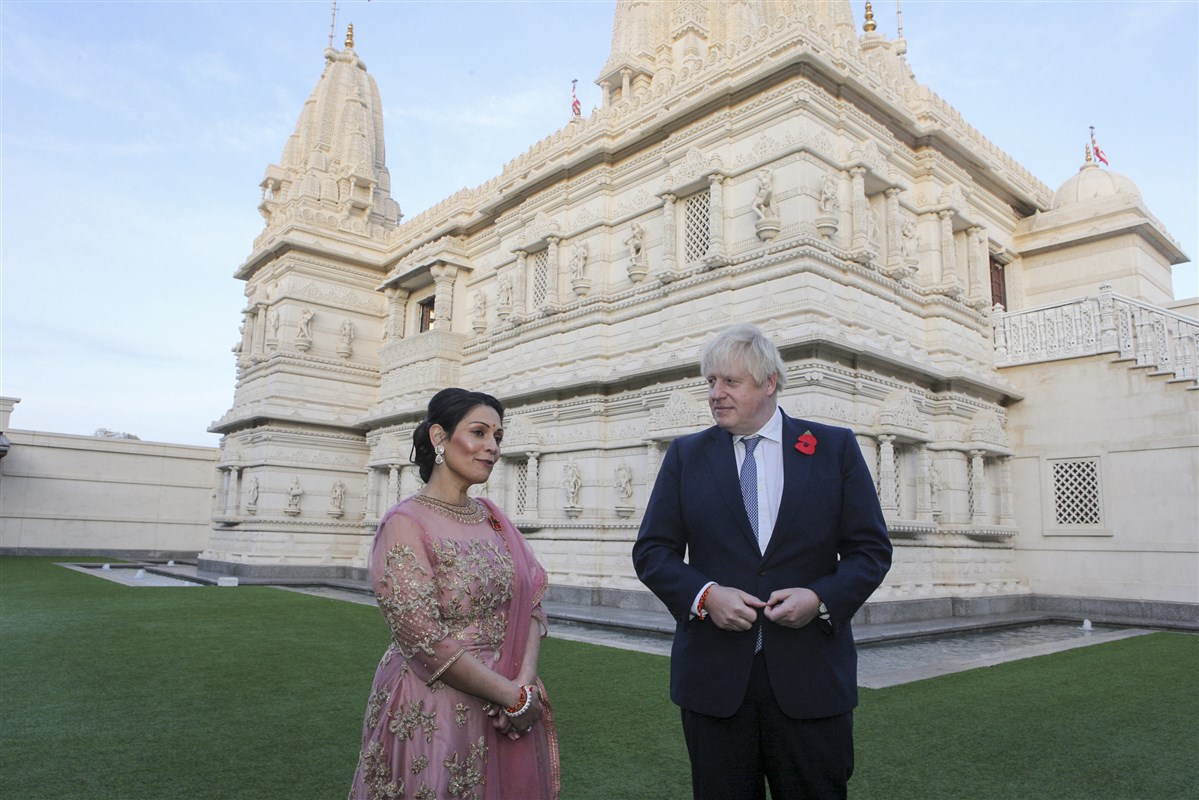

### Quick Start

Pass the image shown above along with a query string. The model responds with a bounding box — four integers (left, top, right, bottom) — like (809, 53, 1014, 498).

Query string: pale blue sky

(3, 0, 1196, 446)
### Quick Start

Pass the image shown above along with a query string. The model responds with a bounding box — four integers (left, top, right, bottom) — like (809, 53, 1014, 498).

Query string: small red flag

(1090, 127, 1109, 166)
(571, 79, 581, 117)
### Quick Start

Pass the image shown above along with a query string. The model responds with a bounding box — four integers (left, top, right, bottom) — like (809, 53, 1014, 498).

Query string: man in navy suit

(633, 324, 892, 800)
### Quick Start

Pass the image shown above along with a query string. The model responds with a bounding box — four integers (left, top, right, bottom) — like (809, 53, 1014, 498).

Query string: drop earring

(435, 444, 445, 465)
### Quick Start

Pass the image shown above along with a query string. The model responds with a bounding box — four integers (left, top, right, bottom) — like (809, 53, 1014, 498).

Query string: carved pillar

(489, 454, 506, 504)
(967, 226, 987, 307)
(877, 435, 898, 515)
(400, 465, 421, 499)
(599, 79, 611, 107)
(970, 450, 987, 525)
(707, 173, 725, 261)
(365, 468, 377, 520)
(526, 452, 541, 521)
(387, 465, 399, 509)
(385, 287, 409, 340)
(939, 210, 961, 294)
(885, 188, 903, 269)
(430, 264, 458, 331)
(220, 467, 233, 517)
(1098, 282, 1117, 350)
(998, 456, 1014, 526)
(544, 238, 560, 310)
(645, 440, 663, 487)
(621, 68, 632, 100)
(850, 168, 869, 252)
(514, 250, 529, 316)
(915, 444, 933, 522)
(659, 193, 678, 280)
(993, 306, 1009, 358)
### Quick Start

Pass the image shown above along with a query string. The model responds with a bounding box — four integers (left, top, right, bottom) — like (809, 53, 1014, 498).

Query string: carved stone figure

(562, 463, 582, 507)
(338, 318, 354, 357)
(615, 464, 634, 501)
(470, 291, 487, 333)
(329, 479, 346, 516)
(820, 173, 840, 214)
(569, 242, 588, 279)
(497, 273, 513, 307)
(625, 223, 645, 264)
(297, 308, 314, 340)
(902, 218, 920, 259)
(286, 476, 303, 513)
(751, 169, 776, 220)
(245, 476, 259, 511)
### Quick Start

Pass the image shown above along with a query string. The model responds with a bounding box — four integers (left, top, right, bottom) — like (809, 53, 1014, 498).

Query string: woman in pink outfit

(348, 388, 559, 800)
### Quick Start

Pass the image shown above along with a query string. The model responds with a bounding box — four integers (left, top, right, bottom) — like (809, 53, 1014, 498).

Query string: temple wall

(1003, 353, 1199, 603)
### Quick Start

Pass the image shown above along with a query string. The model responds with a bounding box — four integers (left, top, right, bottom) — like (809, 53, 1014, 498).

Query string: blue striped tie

(739, 435, 763, 652)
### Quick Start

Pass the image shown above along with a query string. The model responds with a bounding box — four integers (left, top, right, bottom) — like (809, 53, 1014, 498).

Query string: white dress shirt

(692, 406, 785, 617)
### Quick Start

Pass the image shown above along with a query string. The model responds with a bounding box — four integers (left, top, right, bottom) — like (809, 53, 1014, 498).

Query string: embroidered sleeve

(532, 603, 548, 638)
(371, 511, 467, 684)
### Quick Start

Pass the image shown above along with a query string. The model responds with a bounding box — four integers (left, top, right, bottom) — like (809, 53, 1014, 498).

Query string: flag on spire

(1090, 126, 1109, 166)
(571, 79, 581, 117)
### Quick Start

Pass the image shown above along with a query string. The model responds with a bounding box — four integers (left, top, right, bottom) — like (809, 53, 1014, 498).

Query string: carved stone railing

(994, 284, 1198, 386)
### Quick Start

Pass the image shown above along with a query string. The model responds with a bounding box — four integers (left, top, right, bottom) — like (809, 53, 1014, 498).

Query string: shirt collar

(735, 406, 782, 445)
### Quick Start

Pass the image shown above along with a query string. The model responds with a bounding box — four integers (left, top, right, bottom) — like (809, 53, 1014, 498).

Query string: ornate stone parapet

(378, 330, 469, 402)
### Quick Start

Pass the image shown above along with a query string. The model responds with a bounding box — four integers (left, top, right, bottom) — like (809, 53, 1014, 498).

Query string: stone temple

(199, 1, 1197, 620)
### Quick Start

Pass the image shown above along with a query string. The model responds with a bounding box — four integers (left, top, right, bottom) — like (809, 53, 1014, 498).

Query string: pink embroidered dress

(348, 496, 560, 800)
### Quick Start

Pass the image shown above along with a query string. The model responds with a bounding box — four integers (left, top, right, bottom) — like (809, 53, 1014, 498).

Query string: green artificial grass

(2, 556, 1195, 799)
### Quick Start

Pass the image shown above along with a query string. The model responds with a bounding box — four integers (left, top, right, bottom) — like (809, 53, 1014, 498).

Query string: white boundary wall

(0, 428, 217, 556)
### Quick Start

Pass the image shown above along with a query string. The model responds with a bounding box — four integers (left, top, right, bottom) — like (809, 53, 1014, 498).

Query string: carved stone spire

(597, 1, 856, 104)
(256, 27, 400, 234)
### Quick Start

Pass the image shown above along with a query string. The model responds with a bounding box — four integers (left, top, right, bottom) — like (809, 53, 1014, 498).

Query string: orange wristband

(697, 584, 714, 620)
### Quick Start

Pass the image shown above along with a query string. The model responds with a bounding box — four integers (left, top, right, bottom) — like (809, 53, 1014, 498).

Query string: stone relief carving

(470, 291, 487, 333)
(819, 173, 840, 214)
(876, 389, 930, 435)
(295, 308, 314, 352)
(328, 479, 346, 517)
(284, 476, 303, 515)
(625, 222, 649, 282)
(969, 409, 1008, 447)
(569, 241, 591, 297)
(648, 390, 710, 434)
(615, 463, 634, 502)
(338, 318, 354, 358)
(561, 462, 582, 515)
(244, 476, 259, 514)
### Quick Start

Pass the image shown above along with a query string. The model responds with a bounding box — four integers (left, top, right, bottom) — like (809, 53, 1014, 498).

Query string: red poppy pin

(795, 431, 817, 455)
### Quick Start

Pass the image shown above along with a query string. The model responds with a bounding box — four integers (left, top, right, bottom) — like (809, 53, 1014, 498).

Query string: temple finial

(863, 1, 877, 33)
(345, 23, 354, 50)
(1085, 144, 1093, 163)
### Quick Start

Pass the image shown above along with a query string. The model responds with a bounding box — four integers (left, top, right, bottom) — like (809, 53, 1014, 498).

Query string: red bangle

(505, 685, 528, 715)
(697, 584, 714, 619)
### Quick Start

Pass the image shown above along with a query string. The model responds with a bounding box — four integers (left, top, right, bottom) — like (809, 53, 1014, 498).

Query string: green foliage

(2, 557, 1195, 800)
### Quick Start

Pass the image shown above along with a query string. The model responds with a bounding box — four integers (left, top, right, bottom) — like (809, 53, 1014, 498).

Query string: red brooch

(488, 514, 503, 532)
(795, 431, 817, 455)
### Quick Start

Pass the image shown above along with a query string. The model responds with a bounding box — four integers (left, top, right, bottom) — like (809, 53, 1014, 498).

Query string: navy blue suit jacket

(632, 413, 892, 720)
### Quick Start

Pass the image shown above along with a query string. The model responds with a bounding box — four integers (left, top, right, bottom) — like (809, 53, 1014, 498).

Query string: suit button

(757, 570, 766, 576)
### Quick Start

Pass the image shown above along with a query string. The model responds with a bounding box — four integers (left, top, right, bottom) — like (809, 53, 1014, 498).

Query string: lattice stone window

(1051, 458, 1102, 526)
(530, 251, 549, 308)
(683, 189, 711, 263)
(512, 458, 529, 516)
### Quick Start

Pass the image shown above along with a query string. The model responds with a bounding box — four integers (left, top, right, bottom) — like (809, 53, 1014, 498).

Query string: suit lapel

(702, 427, 759, 550)
(763, 414, 817, 562)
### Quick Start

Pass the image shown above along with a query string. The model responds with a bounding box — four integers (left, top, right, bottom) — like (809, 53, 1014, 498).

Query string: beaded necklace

(412, 493, 487, 525)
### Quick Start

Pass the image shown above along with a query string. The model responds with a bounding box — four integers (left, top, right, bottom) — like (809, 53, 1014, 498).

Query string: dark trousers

(680, 654, 854, 800)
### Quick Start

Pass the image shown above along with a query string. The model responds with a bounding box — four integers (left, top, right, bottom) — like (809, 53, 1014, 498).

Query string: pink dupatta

(478, 497, 560, 799)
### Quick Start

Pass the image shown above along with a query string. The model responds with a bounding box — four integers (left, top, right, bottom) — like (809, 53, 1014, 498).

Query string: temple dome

(1051, 161, 1142, 210)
